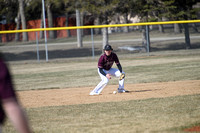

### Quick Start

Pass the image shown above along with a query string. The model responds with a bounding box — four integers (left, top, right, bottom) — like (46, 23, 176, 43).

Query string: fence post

(146, 25, 150, 54)
(42, 0, 48, 62)
(91, 28, 95, 59)
(36, 32, 40, 62)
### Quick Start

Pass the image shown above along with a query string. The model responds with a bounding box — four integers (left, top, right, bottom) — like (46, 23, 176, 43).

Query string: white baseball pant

(91, 68, 125, 94)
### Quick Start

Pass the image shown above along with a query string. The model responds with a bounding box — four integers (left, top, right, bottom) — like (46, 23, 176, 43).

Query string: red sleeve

(0, 59, 16, 100)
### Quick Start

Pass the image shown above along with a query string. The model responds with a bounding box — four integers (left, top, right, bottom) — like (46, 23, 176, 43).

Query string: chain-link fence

(0, 20, 200, 62)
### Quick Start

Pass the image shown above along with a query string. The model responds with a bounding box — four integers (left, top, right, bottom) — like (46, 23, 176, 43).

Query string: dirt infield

(17, 80, 200, 108)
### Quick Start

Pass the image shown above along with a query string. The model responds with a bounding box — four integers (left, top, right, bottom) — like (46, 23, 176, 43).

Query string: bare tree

(65, 12, 71, 37)
(18, 0, 28, 41)
(63, 0, 74, 38)
(46, 0, 55, 39)
(76, 9, 83, 48)
(40, 10, 44, 39)
(183, 23, 191, 49)
(81, 0, 118, 50)
(174, 23, 182, 34)
(15, 9, 21, 41)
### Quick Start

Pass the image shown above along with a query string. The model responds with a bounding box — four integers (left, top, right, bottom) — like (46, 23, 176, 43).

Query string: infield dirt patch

(17, 80, 200, 108)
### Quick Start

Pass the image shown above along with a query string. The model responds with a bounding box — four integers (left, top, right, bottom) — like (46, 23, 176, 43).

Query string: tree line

(0, 0, 199, 49)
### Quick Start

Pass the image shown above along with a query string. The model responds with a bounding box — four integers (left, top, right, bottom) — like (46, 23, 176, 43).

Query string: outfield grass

(9, 49, 200, 91)
(3, 94, 200, 132)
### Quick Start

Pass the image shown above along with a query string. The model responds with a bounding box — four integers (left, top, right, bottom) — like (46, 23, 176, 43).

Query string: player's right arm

(3, 98, 32, 133)
(99, 68, 106, 76)
(0, 58, 32, 133)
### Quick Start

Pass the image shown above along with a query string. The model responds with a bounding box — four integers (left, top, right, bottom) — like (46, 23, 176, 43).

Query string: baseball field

(1, 31, 200, 132)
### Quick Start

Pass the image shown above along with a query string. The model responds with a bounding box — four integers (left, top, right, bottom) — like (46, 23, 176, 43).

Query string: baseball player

(0, 54, 32, 133)
(90, 44, 128, 95)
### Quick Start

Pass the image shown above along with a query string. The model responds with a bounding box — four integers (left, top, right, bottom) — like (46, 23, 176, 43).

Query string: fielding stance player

(90, 44, 128, 95)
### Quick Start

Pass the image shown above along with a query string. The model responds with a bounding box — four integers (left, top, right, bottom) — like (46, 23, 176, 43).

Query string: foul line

(0, 20, 200, 34)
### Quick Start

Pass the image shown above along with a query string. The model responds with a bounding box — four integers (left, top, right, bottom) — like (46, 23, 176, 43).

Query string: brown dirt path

(17, 80, 200, 108)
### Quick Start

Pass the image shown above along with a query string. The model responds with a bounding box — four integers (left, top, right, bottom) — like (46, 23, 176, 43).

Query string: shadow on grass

(2, 42, 200, 62)
(3, 48, 102, 61)
(151, 42, 200, 52)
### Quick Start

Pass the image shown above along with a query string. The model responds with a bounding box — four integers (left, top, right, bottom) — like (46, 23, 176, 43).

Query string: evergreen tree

(81, 0, 120, 49)
(0, 0, 18, 24)
(161, 0, 199, 49)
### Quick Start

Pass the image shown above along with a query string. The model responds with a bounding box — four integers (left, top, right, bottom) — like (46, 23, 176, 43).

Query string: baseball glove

(119, 73, 125, 80)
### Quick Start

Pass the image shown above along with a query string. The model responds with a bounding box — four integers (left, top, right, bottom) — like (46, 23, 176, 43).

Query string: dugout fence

(0, 20, 200, 62)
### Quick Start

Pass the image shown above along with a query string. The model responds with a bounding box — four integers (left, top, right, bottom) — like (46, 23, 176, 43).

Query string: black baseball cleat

(118, 88, 129, 93)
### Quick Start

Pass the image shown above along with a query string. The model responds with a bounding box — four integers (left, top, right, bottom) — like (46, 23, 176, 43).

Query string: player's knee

(116, 71, 125, 78)
(102, 78, 109, 84)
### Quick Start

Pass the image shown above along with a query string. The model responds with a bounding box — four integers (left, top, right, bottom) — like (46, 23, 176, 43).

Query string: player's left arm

(114, 53, 122, 72)
(115, 54, 125, 80)
(116, 63, 122, 73)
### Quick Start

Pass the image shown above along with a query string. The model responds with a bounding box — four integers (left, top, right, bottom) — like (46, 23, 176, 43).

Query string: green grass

(3, 94, 200, 132)
(2, 31, 200, 132)
(9, 49, 200, 91)
(125, 60, 200, 83)
(2, 50, 200, 132)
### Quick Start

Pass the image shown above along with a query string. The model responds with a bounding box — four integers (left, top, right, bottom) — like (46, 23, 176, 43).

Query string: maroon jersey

(98, 52, 120, 70)
(0, 58, 16, 124)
